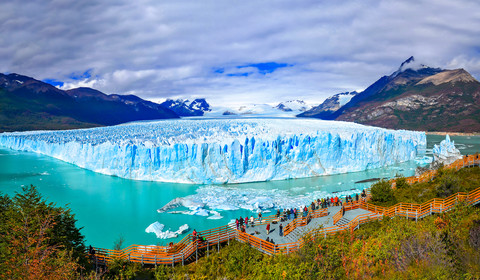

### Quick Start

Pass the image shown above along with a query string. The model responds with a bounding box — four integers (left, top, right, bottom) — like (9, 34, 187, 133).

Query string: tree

(0, 185, 86, 279)
(370, 180, 396, 205)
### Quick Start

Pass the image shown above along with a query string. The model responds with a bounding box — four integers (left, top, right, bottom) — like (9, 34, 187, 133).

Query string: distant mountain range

(300, 57, 480, 132)
(0, 73, 178, 132)
(159, 98, 211, 116)
(204, 100, 312, 117)
(3, 56, 479, 133)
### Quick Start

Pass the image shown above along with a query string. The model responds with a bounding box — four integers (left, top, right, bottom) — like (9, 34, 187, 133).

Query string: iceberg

(145, 222, 189, 239)
(432, 135, 462, 165)
(0, 118, 426, 184)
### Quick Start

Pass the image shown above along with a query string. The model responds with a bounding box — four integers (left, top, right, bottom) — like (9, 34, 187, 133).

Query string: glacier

(0, 118, 426, 184)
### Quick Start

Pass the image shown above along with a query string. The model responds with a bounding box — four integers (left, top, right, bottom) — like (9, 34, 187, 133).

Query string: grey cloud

(1, 0, 480, 106)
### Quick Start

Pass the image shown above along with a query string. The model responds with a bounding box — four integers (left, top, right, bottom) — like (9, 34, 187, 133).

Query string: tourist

(245, 216, 249, 228)
(250, 215, 255, 227)
(239, 216, 244, 227)
(258, 212, 262, 223)
(356, 193, 359, 202)
(266, 223, 271, 235)
(303, 205, 308, 217)
(290, 208, 294, 219)
(235, 218, 239, 230)
(294, 208, 297, 219)
(276, 209, 280, 218)
(287, 208, 291, 220)
(279, 224, 283, 236)
(192, 229, 197, 242)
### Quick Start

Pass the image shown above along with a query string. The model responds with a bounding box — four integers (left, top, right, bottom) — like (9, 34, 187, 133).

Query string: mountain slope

(300, 57, 480, 132)
(337, 69, 480, 132)
(0, 73, 178, 132)
(298, 91, 357, 118)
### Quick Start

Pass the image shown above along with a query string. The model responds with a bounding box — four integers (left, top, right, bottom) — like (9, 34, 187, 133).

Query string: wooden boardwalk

(90, 155, 480, 266)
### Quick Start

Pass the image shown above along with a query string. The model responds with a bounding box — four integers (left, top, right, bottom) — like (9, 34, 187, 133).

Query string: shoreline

(426, 131, 480, 136)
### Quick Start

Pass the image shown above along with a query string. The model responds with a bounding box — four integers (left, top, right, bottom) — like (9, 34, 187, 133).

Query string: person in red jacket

(266, 223, 271, 235)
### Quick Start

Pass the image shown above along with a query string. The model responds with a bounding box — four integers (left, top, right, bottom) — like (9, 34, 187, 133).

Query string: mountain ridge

(0, 73, 179, 132)
(299, 57, 480, 133)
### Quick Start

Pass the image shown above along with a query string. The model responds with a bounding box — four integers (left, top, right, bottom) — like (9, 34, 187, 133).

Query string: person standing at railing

(245, 216, 249, 228)
(250, 215, 255, 227)
(235, 218, 239, 230)
(279, 224, 283, 236)
(266, 223, 271, 235)
(287, 208, 291, 220)
(192, 229, 197, 242)
(294, 208, 297, 219)
(258, 212, 262, 223)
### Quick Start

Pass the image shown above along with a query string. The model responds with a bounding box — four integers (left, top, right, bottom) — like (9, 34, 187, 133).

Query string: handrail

(89, 155, 480, 265)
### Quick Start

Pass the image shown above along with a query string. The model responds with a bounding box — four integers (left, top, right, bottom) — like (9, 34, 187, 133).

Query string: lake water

(0, 133, 478, 249)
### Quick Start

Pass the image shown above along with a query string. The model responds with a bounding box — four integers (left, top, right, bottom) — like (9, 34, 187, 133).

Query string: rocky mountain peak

(416, 68, 478, 86)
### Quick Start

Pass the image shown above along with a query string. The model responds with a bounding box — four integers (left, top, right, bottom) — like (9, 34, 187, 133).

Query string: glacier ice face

(432, 135, 462, 165)
(0, 118, 426, 184)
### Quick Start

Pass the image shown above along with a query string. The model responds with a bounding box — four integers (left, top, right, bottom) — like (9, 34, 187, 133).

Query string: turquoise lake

(0, 133, 479, 249)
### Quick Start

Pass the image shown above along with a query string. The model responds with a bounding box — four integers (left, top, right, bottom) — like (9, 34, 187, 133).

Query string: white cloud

(1, 0, 480, 106)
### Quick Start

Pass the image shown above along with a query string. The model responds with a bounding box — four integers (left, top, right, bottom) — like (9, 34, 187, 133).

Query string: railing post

(196, 243, 198, 263)
(182, 253, 184, 266)
(155, 254, 157, 268)
(218, 234, 220, 252)
(141, 254, 144, 267)
(172, 256, 174, 267)
(415, 209, 418, 222)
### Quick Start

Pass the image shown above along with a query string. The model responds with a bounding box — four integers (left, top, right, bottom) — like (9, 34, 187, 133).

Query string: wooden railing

(91, 155, 480, 265)
(283, 208, 328, 236)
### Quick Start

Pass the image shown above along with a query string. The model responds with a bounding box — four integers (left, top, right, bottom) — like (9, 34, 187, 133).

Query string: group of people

(234, 190, 369, 238)
(235, 212, 263, 232)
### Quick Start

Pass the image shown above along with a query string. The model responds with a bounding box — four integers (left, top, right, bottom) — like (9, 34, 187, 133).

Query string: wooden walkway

(90, 155, 480, 266)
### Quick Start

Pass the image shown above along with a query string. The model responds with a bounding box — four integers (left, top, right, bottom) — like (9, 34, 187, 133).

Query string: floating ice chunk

(189, 208, 210, 216)
(145, 222, 164, 237)
(207, 210, 223, 220)
(145, 222, 189, 239)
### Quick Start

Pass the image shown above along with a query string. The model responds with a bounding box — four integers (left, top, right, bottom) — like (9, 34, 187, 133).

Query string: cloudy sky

(1, 0, 480, 106)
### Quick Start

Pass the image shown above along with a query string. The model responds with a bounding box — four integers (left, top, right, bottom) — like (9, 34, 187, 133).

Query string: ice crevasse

(0, 118, 426, 184)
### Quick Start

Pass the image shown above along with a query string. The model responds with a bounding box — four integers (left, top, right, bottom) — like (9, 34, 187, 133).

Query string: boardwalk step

(335, 217, 350, 226)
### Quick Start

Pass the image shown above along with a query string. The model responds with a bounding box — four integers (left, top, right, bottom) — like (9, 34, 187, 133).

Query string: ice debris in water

(158, 185, 366, 216)
(145, 222, 189, 239)
(0, 118, 426, 184)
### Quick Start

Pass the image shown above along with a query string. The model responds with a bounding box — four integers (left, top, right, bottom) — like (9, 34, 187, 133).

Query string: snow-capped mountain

(275, 100, 311, 112)
(160, 98, 211, 116)
(299, 92, 357, 118)
(203, 100, 314, 118)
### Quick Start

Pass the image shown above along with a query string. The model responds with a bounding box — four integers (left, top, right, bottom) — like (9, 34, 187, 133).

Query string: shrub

(370, 180, 396, 205)
(395, 177, 410, 189)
